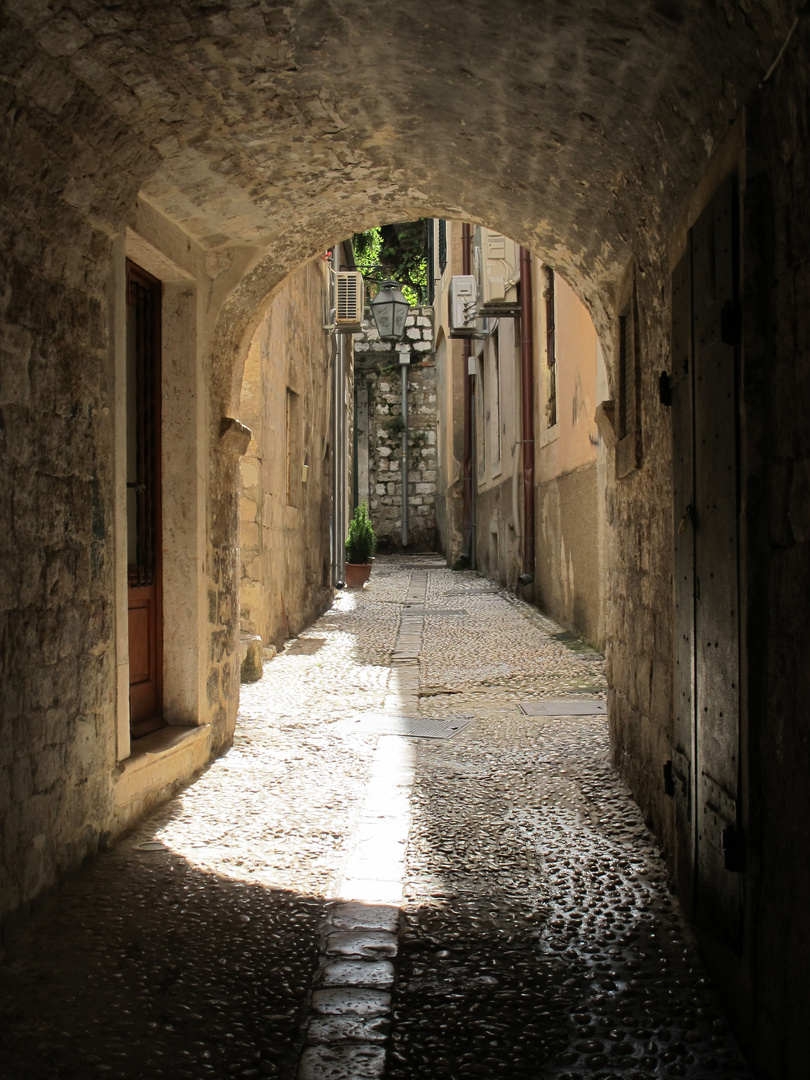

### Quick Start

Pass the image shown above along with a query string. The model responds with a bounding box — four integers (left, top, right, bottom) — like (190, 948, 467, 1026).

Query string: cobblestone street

(0, 557, 753, 1079)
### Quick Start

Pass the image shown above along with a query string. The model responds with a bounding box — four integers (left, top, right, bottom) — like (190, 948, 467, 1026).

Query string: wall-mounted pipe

(462, 223, 473, 562)
(400, 357, 409, 546)
(519, 246, 536, 583)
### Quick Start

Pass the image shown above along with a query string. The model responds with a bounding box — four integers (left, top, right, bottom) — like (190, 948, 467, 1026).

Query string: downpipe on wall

(462, 222, 474, 564)
(400, 355, 409, 547)
(519, 246, 536, 593)
(329, 326, 345, 588)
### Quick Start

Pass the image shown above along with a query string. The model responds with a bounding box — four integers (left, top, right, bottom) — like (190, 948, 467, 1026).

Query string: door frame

(126, 259, 165, 739)
(112, 222, 204, 765)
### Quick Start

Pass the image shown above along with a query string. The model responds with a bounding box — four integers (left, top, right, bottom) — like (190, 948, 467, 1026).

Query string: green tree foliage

(353, 220, 429, 305)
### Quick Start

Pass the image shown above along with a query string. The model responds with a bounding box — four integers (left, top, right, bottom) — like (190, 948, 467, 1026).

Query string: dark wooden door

(670, 175, 743, 947)
(126, 261, 164, 739)
(669, 246, 696, 910)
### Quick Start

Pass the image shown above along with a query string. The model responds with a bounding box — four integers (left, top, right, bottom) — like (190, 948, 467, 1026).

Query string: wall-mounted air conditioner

(474, 228, 520, 315)
(448, 274, 478, 337)
(335, 271, 365, 332)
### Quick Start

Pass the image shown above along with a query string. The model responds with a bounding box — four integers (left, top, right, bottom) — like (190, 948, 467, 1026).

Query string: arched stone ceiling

(1, 0, 797, 390)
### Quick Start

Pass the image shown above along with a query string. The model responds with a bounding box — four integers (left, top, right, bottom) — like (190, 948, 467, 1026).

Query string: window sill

(538, 424, 560, 449)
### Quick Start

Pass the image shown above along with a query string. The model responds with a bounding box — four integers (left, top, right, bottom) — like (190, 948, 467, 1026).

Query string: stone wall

(535, 464, 603, 650)
(238, 258, 334, 652)
(354, 308, 438, 550)
(0, 4, 808, 1071)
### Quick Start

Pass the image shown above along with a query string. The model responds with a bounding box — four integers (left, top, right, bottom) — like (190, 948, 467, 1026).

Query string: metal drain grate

(338, 715, 475, 739)
(443, 589, 498, 597)
(519, 699, 607, 717)
(403, 607, 467, 617)
(286, 638, 326, 655)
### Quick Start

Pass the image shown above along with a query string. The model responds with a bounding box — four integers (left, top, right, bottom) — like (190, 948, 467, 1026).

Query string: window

(544, 267, 557, 427)
(490, 328, 501, 474)
(438, 220, 447, 274)
(476, 351, 486, 482)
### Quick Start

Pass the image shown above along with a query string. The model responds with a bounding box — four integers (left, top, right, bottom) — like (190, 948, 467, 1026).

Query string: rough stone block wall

(535, 464, 603, 651)
(238, 259, 334, 650)
(354, 308, 438, 550)
(472, 480, 522, 590)
(0, 23, 140, 925)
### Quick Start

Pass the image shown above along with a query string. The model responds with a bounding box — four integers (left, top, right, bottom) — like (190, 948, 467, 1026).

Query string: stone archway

(2, 3, 809, 1074)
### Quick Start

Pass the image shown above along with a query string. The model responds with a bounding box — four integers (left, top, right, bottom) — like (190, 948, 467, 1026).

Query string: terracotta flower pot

(345, 561, 373, 588)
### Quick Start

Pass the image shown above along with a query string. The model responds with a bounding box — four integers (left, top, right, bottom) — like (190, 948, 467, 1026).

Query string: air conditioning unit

(474, 228, 521, 315)
(335, 271, 365, 332)
(448, 274, 478, 337)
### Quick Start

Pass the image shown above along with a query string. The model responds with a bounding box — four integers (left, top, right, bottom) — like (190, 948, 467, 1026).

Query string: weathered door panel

(670, 248, 696, 911)
(692, 177, 743, 947)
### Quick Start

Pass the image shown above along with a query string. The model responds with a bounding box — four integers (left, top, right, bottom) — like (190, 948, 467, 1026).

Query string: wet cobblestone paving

(0, 557, 753, 1079)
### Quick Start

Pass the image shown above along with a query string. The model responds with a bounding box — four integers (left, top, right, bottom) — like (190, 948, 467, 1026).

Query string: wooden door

(669, 246, 696, 911)
(126, 261, 164, 739)
(670, 176, 743, 947)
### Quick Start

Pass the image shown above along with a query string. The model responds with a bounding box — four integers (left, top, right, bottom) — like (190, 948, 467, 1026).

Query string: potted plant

(345, 502, 376, 588)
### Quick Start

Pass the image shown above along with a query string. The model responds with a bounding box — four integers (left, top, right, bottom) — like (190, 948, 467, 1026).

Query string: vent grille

(336, 271, 365, 330)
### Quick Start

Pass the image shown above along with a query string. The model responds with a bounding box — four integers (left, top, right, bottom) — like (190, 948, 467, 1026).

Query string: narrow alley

(0, 558, 753, 1080)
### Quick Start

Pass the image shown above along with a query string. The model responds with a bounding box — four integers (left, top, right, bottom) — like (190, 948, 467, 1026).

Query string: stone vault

(1, 2, 809, 1076)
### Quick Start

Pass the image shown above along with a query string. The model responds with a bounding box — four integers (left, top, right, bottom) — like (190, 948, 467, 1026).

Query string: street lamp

(368, 279, 412, 546)
(369, 279, 410, 343)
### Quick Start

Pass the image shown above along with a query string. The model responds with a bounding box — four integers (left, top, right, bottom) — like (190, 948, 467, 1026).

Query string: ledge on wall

(114, 725, 212, 833)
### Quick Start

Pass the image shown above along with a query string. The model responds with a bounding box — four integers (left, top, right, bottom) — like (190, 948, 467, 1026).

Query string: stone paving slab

(297, 1045, 386, 1080)
(311, 988, 391, 1015)
(307, 1014, 390, 1043)
(518, 698, 608, 715)
(317, 959, 396, 988)
(325, 930, 398, 958)
(329, 904, 400, 933)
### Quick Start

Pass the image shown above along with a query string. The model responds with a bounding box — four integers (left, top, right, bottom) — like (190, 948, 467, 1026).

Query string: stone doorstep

(114, 724, 212, 810)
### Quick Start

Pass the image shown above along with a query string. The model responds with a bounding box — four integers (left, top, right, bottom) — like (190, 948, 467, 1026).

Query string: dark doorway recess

(126, 259, 164, 739)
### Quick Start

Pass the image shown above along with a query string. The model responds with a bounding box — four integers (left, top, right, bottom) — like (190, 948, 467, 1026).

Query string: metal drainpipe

(339, 333, 347, 582)
(519, 246, 536, 585)
(400, 355, 409, 547)
(352, 378, 359, 513)
(462, 222, 473, 562)
(470, 369, 477, 572)
(330, 329, 341, 587)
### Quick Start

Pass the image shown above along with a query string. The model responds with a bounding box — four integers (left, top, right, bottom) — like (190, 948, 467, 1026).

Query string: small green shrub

(346, 503, 377, 565)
